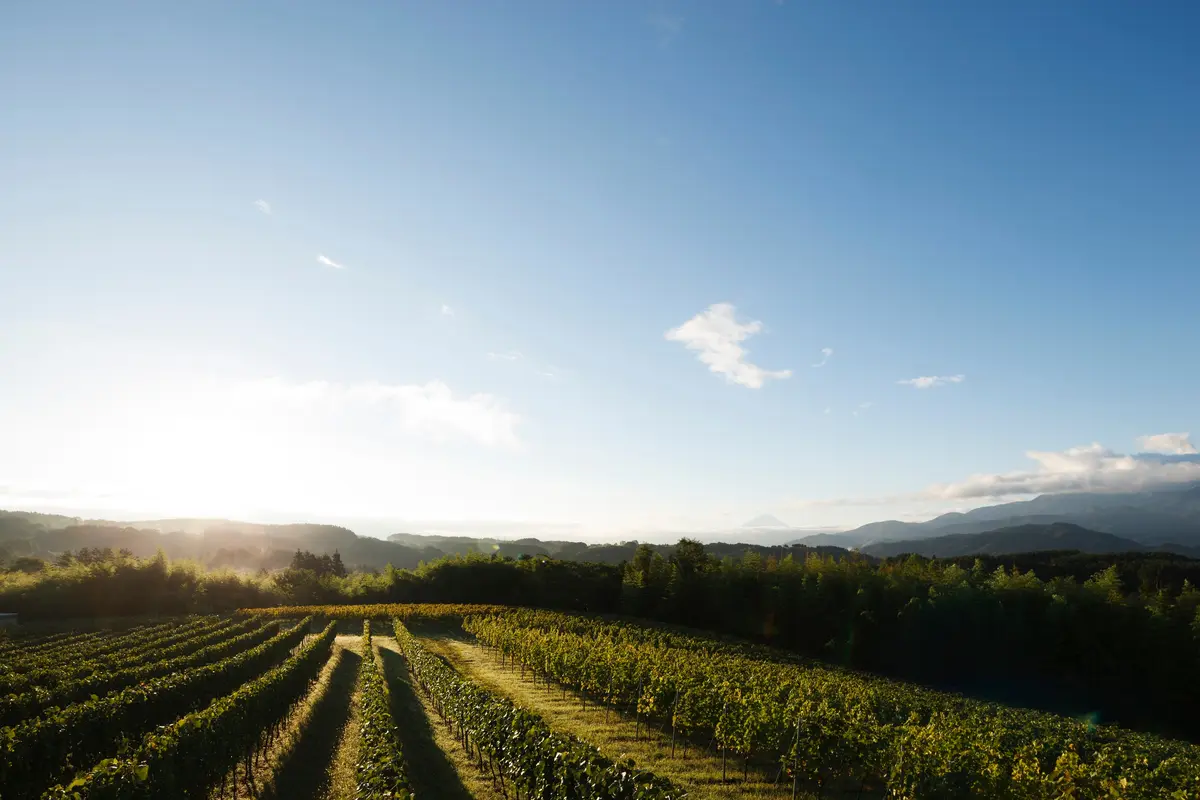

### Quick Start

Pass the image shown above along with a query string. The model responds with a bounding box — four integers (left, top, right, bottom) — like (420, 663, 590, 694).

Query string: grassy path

(212, 635, 359, 800)
(318, 634, 365, 800)
(418, 633, 837, 800)
(375, 636, 502, 800)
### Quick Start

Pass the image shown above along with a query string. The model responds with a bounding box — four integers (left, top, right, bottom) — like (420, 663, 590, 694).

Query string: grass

(214, 634, 361, 800)
(211, 635, 356, 799)
(319, 634, 365, 800)
(375, 636, 504, 800)
(417, 633, 880, 800)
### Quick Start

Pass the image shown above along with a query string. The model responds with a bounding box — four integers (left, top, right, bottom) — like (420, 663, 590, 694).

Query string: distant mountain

(742, 514, 791, 529)
(858, 523, 1161, 559)
(0, 509, 861, 573)
(792, 483, 1200, 550)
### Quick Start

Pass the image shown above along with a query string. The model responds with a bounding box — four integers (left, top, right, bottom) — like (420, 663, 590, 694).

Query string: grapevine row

(0, 618, 312, 800)
(465, 612, 1200, 800)
(0, 616, 233, 694)
(240, 603, 511, 622)
(4, 630, 112, 659)
(393, 620, 685, 800)
(0, 631, 84, 656)
(354, 621, 412, 799)
(0, 623, 180, 677)
(41, 621, 337, 800)
(0, 617, 271, 726)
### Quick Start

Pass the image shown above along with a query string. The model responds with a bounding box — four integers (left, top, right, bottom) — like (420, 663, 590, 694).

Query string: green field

(2, 604, 1199, 799)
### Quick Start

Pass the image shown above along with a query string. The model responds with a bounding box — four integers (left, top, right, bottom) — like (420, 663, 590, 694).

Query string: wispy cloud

(784, 433, 1200, 514)
(233, 378, 521, 449)
(1136, 432, 1198, 455)
(897, 374, 965, 389)
(254, 199, 272, 215)
(852, 401, 873, 417)
(648, 13, 684, 47)
(665, 303, 791, 389)
(812, 347, 833, 367)
(316, 254, 346, 270)
(441, 304, 455, 317)
(487, 351, 523, 362)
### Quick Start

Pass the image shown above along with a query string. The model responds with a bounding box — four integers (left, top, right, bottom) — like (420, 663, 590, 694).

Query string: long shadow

(265, 647, 361, 800)
(378, 645, 476, 800)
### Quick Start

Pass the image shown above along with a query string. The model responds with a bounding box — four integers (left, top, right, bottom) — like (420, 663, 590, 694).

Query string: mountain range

(855, 522, 1200, 559)
(789, 483, 1200, 556)
(8, 482, 1200, 569)
(0, 510, 853, 572)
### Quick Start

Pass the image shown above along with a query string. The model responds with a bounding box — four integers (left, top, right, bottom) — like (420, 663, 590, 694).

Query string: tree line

(5, 541, 1200, 741)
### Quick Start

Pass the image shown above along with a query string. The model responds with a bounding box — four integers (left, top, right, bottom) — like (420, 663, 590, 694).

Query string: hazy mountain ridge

(0, 510, 857, 571)
(856, 523, 1200, 559)
(791, 483, 1200, 551)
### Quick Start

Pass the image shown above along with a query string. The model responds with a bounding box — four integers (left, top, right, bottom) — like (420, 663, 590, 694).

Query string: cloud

(254, 199, 272, 215)
(927, 440, 1200, 500)
(665, 303, 791, 389)
(316, 254, 346, 270)
(1136, 432, 1197, 455)
(648, 13, 684, 46)
(784, 433, 1200, 517)
(441, 304, 455, 317)
(487, 351, 523, 362)
(897, 374, 965, 389)
(812, 348, 833, 368)
(232, 378, 521, 448)
(852, 401, 873, 417)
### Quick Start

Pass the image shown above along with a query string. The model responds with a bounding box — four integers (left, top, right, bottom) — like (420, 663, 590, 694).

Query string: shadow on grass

(265, 647, 362, 800)
(378, 645, 475, 800)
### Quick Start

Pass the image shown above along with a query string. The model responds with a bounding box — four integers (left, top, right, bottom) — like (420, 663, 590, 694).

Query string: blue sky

(2, 2, 1199, 538)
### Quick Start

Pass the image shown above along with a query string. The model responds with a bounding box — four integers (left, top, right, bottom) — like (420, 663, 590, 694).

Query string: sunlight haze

(3, 2, 1198, 539)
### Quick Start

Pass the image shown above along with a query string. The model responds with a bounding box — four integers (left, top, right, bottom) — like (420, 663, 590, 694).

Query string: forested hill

(0, 510, 854, 572)
(859, 522, 1200, 559)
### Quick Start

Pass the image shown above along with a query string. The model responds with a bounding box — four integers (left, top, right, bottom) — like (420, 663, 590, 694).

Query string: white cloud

(316, 254, 346, 270)
(823, 407, 832, 415)
(441, 304, 455, 317)
(232, 378, 520, 449)
(665, 303, 791, 389)
(927, 440, 1200, 500)
(782, 434, 1200, 522)
(812, 347, 833, 368)
(852, 401, 873, 417)
(254, 199, 272, 215)
(487, 351, 523, 362)
(898, 374, 965, 389)
(1136, 432, 1197, 455)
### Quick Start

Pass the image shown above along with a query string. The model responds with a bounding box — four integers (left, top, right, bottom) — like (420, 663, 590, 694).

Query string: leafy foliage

(238, 602, 511, 623)
(466, 610, 1200, 800)
(354, 621, 411, 799)
(41, 621, 337, 799)
(0, 616, 275, 726)
(394, 620, 685, 799)
(0, 617, 311, 799)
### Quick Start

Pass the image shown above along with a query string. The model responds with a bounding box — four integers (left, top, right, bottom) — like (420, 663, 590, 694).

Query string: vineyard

(0, 604, 1197, 798)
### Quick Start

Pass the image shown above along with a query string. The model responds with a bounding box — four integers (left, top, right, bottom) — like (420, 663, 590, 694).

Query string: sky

(2, 2, 1199, 540)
